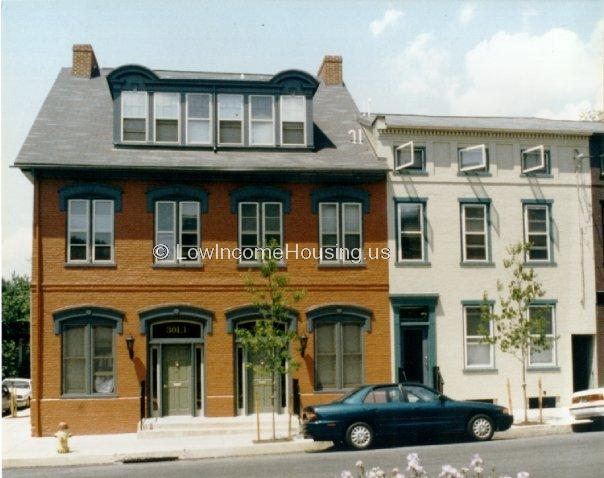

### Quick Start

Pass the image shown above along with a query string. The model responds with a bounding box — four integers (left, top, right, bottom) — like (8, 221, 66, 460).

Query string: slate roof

(14, 68, 385, 173)
(360, 113, 604, 136)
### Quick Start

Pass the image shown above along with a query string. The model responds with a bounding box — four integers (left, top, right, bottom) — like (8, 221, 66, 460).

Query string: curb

(497, 423, 573, 440)
(2, 439, 331, 469)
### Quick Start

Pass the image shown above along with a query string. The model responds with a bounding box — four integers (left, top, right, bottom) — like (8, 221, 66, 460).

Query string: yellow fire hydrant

(55, 422, 71, 454)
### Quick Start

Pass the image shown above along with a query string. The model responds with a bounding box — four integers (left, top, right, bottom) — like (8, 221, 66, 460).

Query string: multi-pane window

(524, 205, 550, 261)
(319, 202, 362, 263)
(155, 201, 200, 264)
(154, 93, 180, 143)
(397, 202, 425, 261)
(121, 91, 147, 142)
(238, 202, 283, 262)
(459, 145, 488, 172)
(315, 321, 363, 390)
(461, 203, 489, 262)
(218, 94, 244, 145)
(521, 146, 550, 174)
(250, 95, 275, 146)
(280, 95, 306, 145)
(186, 93, 212, 144)
(395, 142, 425, 171)
(68, 199, 114, 263)
(464, 305, 494, 368)
(63, 324, 114, 395)
(529, 305, 556, 366)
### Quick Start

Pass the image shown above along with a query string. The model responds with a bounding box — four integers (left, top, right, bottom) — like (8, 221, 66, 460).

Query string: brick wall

(31, 177, 390, 436)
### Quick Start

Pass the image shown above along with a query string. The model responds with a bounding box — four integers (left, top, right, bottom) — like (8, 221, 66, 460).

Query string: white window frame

(319, 202, 340, 264)
(178, 201, 201, 264)
(459, 144, 488, 172)
(395, 141, 425, 171)
(218, 94, 244, 146)
(528, 305, 557, 367)
(463, 305, 494, 369)
(91, 199, 114, 264)
(342, 202, 363, 264)
(238, 201, 260, 263)
(461, 203, 489, 262)
(249, 95, 275, 146)
(397, 202, 425, 262)
(319, 202, 363, 264)
(524, 204, 551, 262)
(185, 93, 212, 145)
(521, 145, 547, 174)
(153, 92, 181, 144)
(67, 199, 90, 264)
(279, 95, 306, 146)
(120, 91, 148, 143)
(261, 202, 283, 246)
(155, 201, 177, 264)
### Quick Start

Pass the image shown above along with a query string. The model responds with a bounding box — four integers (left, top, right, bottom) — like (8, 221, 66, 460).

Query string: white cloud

(459, 4, 476, 25)
(2, 226, 32, 278)
(370, 9, 403, 37)
(391, 20, 603, 119)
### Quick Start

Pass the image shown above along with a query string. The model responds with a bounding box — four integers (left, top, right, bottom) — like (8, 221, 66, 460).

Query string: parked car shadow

(572, 419, 604, 433)
(313, 432, 473, 453)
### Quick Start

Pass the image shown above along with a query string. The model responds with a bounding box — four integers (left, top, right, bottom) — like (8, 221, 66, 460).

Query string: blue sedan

(302, 383, 513, 449)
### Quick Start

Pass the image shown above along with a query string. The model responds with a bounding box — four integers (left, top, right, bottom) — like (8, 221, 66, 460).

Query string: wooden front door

(246, 350, 277, 413)
(162, 344, 192, 416)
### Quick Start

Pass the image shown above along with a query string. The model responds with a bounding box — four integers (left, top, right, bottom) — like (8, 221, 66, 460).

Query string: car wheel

(346, 422, 374, 450)
(467, 414, 494, 441)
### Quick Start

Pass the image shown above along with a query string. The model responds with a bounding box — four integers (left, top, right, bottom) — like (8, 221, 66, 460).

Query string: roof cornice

(378, 127, 592, 141)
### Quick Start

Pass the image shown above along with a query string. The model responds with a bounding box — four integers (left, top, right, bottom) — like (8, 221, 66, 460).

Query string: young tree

(2, 274, 31, 379)
(236, 242, 305, 440)
(480, 242, 557, 423)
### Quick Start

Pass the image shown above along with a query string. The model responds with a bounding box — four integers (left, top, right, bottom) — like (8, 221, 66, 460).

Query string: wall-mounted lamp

(125, 335, 135, 359)
(299, 334, 308, 357)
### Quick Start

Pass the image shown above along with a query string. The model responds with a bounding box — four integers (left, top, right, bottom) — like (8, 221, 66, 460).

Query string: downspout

(34, 173, 43, 436)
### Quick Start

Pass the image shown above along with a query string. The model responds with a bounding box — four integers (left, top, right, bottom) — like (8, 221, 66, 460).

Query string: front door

(400, 326, 429, 384)
(162, 344, 192, 416)
(246, 350, 276, 413)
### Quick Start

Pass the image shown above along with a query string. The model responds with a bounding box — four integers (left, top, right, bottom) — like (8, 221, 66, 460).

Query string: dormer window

(154, 93, 180, 143)
(186, 93, 212, 145)
(218, 94, 244, 145)
(280, 96, 306, 146)
(249, 96, 275, 146)
(121, 91, 147, 142)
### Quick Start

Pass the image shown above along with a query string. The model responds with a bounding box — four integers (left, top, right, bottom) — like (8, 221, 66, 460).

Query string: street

(5, 431, 604, 478)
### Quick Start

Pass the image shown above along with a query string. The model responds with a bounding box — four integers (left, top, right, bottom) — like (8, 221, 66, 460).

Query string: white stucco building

(361, 114, 603, 408)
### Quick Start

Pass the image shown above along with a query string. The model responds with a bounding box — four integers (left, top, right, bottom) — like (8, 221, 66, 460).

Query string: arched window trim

(225, 304, 298, 333)
(53, 306, 124, 335)
(58, 183, 123, 212)
(306, 304, 372, 332)
(229, 186, 292, 214)
(146, 185, 209, 213)
(310, 187, 370, 214)
(138, 304, 214, 335)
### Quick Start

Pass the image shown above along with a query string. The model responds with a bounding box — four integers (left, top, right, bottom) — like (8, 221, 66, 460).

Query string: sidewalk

(2, 407, 587, 469)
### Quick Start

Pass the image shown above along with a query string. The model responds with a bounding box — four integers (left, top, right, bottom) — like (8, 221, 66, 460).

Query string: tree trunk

(271, 371, 276, 440)
(522, 353, 528, 423)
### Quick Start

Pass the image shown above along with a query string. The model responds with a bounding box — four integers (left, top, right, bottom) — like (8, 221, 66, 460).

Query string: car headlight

(303, 409, 317, 422)
(502, 407, 510, 415)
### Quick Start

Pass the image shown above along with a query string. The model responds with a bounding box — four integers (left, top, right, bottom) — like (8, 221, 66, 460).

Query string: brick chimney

(72, 44, 99, 78)
(317, 55, 343, 86)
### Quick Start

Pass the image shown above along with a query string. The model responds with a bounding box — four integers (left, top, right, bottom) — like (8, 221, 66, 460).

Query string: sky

(2, 0, 603, 278)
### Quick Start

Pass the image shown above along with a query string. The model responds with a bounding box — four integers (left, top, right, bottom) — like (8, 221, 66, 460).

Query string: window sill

(153, 263, 203, 269)
(520, 173, 553, 179)
(463, 367, 498, 374)
(458, 172, 492, 177)
(60, 394, 117, 399)
(527, 366, 560, 372)
(396, 170, 429, 176)
(64, 262, 117, 269)
(460, 261, 495, 268)
(237, 261, 287, 269)
(317, 262, 367, 269)
(395, 261, 431, 268)
(524, 261, 557, 267)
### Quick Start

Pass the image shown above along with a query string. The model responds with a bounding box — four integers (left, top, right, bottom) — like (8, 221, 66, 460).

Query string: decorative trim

(138, 304, 214, 335)
(58, 183, 123, 212)
(107, 64, 159, 83)
(53, 306, 124, 335)
(378, 128, 592, 141)
(530, 299, 558, 305)
(229, 186, 291, 214)
(306, 304, 372, 332)
(394, 197, 428, 204)
(458, 197, 492, 204)
(225, 304, 299, 333)
(521, 198, 554, 205)
(146, 185, 209, 213)
(461, 300, 495, 306)
(270, 69, 319, 89)
(311, 186, 370, 213)
(389, 294, 439, 306)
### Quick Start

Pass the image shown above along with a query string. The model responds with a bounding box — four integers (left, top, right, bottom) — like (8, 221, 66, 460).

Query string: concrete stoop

(137, 414, 300, 439)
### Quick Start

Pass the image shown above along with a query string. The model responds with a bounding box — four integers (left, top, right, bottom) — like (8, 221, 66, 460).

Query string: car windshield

(4, 380, 29, 388)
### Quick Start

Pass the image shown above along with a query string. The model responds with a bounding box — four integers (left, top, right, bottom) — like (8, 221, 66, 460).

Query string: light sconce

(299, 334, 308, 357)
(126, 335, 135, 360)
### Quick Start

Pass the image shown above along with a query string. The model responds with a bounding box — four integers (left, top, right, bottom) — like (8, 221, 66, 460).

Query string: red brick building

(16, 46, 390, 436)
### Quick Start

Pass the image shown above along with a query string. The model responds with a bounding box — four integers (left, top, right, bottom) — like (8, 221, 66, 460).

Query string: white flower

(367, 472, 378, 478)
(470, 454, 484, 468)
(473, 466, 484, 476)
(341, 471, 353, 478)
(517, 473, 530, 478)
(356, 461, 364, 468)
(439, 465, 462, 478)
